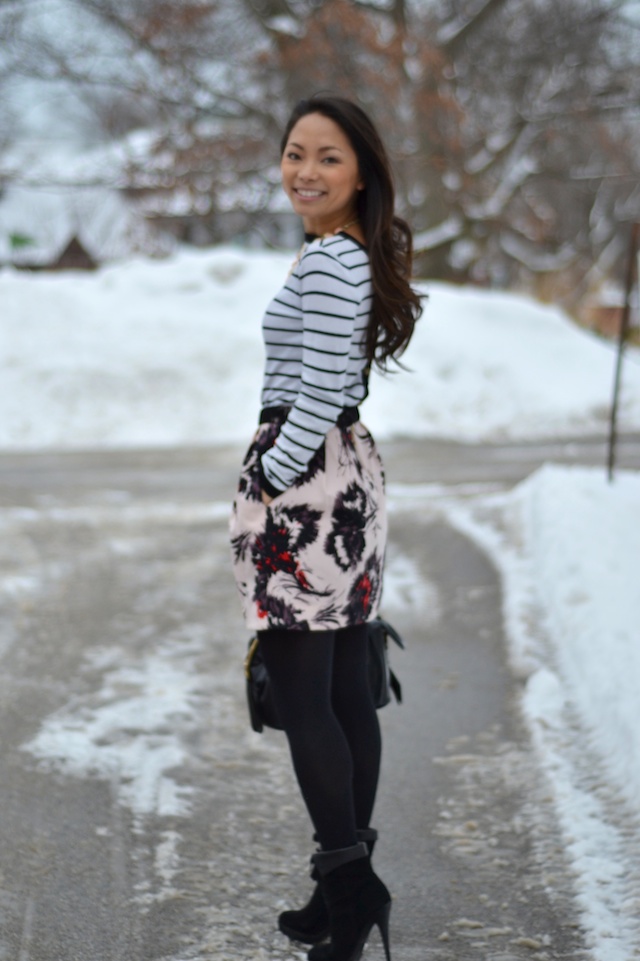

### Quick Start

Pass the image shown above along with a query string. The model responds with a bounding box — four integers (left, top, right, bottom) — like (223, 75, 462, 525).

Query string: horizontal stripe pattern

(260, 234, 372, 493)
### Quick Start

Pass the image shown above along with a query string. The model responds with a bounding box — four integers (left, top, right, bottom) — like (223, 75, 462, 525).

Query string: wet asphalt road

(0, 435, 638, 961)
(1, 434, 639, 508)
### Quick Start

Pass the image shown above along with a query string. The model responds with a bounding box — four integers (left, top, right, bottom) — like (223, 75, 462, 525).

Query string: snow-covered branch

(414, 216, 464, 253)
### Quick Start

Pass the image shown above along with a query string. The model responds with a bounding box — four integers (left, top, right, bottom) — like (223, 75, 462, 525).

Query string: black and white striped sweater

(259, 232, 372, 496)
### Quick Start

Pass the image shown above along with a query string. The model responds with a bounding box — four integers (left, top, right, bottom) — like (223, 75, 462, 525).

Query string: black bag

(366, 616, 404, 708)
(244, 617, 404, 734)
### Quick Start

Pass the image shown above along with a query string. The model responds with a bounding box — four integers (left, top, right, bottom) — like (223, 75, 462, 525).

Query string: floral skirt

(229, 416, 387, 632)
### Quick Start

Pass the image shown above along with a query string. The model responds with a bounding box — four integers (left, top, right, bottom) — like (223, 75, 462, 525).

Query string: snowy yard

(2, 246, 640, 450)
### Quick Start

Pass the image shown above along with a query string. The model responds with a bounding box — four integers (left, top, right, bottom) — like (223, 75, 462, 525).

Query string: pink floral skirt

(229, 415, 387, 632)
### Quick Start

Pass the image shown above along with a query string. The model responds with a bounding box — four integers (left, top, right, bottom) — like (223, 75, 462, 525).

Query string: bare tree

(414, 0, 640, 303)
(4, 0, 639, 303)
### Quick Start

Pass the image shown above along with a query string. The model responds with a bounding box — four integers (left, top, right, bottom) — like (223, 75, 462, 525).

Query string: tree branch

(439, 0, 511, 55)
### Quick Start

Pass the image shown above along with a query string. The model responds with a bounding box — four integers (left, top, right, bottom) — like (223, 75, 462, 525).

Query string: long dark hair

(280, 95, 422, 370)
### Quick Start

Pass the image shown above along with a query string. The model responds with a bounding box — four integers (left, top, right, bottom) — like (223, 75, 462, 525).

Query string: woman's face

(280, 112, 364, 236)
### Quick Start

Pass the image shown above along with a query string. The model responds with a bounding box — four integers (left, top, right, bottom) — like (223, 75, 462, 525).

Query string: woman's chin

(292, 201, 326, 220)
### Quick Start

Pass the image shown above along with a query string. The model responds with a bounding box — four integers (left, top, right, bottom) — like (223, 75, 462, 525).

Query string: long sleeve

(260, 238, 371, 495)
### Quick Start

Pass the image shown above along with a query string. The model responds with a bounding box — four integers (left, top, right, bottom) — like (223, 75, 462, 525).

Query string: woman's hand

(261, 489, 273, 506)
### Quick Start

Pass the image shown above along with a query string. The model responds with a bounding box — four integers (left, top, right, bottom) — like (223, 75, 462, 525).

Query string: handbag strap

(389, 669, 402, 704)
(374, 616, 405, 650)
(244, 635, 260, 680)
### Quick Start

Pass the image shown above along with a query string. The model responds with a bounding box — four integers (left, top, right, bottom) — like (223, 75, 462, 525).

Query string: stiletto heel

(376, 901, 392, 961)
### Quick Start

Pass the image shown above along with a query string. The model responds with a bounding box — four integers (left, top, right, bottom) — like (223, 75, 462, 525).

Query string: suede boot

(278, 829, 378, 945)
(307, 843, 391, 961)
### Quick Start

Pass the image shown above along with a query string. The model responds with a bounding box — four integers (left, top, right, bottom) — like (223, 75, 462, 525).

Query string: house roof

(0, 183, 172, 266)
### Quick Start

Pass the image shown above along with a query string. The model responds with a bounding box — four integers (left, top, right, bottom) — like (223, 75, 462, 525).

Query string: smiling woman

(280, 113, 365, 240)
(228, 95, 422, 961)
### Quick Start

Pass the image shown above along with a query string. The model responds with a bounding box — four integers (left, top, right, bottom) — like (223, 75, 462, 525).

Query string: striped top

(260, 232, 372, 495)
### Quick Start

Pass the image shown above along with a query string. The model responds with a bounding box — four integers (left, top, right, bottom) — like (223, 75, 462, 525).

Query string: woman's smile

(293, 188, 326, 200)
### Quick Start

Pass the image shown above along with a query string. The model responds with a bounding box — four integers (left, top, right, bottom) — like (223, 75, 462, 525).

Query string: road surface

(2, 435, 637, 960)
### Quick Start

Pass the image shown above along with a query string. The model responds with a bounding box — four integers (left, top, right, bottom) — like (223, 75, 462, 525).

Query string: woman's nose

(298, 160, 319, 180)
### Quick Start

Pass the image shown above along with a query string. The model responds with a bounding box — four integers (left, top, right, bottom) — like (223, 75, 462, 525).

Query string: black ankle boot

(278, 875, 326, 945)
(278, 829, 378, 945)
(307, 843, 391, 961)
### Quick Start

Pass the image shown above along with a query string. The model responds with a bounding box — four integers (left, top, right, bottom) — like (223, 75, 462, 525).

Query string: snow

(500, 231, 577, 273)
(26, 648, 196, 819)
(413, 215, 463, 251)
(2, 246, 640, 451)
(441, 466, 640, 960)
(520, 468, 640, 809)
(3, 245, 640, 957)
(450, 466, 640, 804)
(444, 465, 640, 813)
(0, 130, 158, 188)
(0, 184, 168, 265)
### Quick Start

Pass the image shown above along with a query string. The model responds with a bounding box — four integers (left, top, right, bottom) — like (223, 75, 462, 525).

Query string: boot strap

(311, 842, 368, 876)
(357, 827, 378, 845)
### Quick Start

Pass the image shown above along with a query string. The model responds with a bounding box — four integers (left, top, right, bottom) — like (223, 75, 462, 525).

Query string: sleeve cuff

(259, 460, 285, 499)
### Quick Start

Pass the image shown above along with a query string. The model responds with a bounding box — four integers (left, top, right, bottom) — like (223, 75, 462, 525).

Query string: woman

(229, 95, 422, 961)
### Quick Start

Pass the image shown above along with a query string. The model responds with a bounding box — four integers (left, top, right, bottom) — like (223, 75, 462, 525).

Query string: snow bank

(451, 463, 640, 814)
(0, 248, 284, 450)
(368, 284, 640, 441)
(446, 465, 640, 960)
(2, 247, 640, 451)
(518, 466, 640, 809)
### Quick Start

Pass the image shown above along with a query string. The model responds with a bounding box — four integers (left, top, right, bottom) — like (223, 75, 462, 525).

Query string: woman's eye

(286, 151, 301, 160)
(322, 157, 339, 164)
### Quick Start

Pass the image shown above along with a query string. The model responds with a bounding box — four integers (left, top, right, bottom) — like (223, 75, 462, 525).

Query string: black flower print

(336, 428, 363, 481)
(230, 529, 253, 564)
(342, 552, 383, 623)
(358, 426, 377, 458)
(255, 593, 309, 630)
(238, 422, 281, 502)
(252, 507, 318, 584)
(325, 482, 369, 571)
(251, 504, 324, 621)
(279, 503, 324, 553)
(293, 441, 326, 488)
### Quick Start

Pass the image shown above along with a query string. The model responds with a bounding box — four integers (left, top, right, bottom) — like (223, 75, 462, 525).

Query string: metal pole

(607, 222, 639, 482)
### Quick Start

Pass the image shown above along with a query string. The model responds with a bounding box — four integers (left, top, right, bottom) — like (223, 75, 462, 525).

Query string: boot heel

(308, 845, 392, 961)
(375, 900, 392, 961)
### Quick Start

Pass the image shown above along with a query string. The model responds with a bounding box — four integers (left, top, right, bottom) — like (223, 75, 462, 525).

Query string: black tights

(258, 624, 381, 851)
